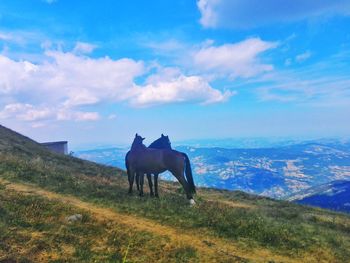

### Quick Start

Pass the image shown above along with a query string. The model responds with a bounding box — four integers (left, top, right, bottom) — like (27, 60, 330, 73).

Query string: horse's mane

(149, 136, 172, 149)
(131, 141, 146, 150)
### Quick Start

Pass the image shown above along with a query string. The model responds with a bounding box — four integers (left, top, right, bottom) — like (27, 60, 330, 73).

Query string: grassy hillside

(1, 124, 350, 262)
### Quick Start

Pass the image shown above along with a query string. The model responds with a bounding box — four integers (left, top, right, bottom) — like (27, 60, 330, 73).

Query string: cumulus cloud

(0, 103, 100, 122)
(192, 38, 277, 78)
(0, 50, 143, 123)
(0, 51, 145, 105)
(0, 103, 53, 121)
(131, 69, 234, 107)
(197, 0, 350, 28)
(0, 45, 234, 123)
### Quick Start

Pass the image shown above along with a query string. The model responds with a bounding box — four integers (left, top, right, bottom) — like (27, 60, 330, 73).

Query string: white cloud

(44, 51, 145, 106)
(0, 103, 53, 121)
(57, 109, 100, 121)
(108, 114, 117, 120)
(197, 0, 350, 28)
(284, 51, 312, 67)
(296, 51, 312, 63)
(192, 38, 277, 78)
(257, 72, 350, 106)
(31, 122, 46, 128)
(1, 30, 45, 45)
(0, 103, 100, 122)
(144, 39, 185, 53)
(197, 0, 220, 28)
(130, 68, 234, 107)
(73, 42, 97, 54)
(0, 44, 234, 123)
(0, 32, 13, 41)
(0, 51, 145, 105)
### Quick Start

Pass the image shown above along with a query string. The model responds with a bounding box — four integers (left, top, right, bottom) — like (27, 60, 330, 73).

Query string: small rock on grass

(66, 214, 83, 222)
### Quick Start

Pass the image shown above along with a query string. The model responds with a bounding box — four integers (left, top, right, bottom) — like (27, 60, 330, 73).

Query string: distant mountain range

(74, 139, 350, 200)
(288, 180, 350, 213)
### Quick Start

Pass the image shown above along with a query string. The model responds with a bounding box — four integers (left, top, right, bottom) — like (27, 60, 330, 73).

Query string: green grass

(1, 153, 350, 261)
(0, 186, 199, 263)
(1, 124, 350, 262)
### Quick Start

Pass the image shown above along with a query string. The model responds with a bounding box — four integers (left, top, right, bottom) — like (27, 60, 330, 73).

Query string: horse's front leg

(128, 169, 135, 194)
(139, 173, 144, 197)
(147, 173, 154, 197)
(154, 174, 159, 198)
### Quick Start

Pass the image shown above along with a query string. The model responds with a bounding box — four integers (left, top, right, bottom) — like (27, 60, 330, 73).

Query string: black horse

(136, 134, 172, 197)
(125, 134, 196, 203)
(143, 134, 194, 198)
(131, 134, 195, 197)
(125, 134, 169, 196)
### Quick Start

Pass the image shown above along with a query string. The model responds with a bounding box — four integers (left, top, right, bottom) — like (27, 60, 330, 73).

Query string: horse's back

(128, 148, 167, 173)
(162, 149, 186, 171)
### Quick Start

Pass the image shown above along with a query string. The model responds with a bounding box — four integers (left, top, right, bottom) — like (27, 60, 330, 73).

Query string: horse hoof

(189, 199, 196, 206)
(150, 192, 154, 197)
(155, 194, 159, 198)
(139, 192, 144, 197)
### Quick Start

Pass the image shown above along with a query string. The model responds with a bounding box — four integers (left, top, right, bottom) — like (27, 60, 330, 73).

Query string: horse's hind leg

(136, 173, 140, 191)
(139, 173, 144, 197)
(154, 174, 159, 198)
(147, 173, 154, 197)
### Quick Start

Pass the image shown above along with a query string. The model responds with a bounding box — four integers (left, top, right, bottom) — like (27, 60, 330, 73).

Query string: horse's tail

(125, 151, 139, 190)
(183, 153, 196, 194)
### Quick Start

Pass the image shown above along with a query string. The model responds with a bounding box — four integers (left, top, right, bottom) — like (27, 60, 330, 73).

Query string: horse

(136, 134, 194, 198)
(124, 134, 168, 196)
(125, 134, 196, 203)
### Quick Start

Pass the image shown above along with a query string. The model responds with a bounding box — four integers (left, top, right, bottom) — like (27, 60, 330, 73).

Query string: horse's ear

(161, 134, 164, 137)
(142, 137, 145, 141)
(135, 133, 138, 137)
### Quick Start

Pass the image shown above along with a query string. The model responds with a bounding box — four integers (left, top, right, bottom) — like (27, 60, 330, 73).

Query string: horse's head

(131, 133, 145, 149)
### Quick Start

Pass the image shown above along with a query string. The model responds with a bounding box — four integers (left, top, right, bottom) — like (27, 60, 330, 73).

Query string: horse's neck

(148, 139, 160, 148)
(131, 143, 146, 151)
(149, 140, 171, 149)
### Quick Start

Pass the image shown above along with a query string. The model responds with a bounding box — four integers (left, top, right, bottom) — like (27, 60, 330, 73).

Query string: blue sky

(0, 0, 350, 148)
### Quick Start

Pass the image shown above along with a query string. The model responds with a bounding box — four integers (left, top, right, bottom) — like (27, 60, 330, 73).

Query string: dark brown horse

(136, 134, 194, 198)
(126, 134, 196, 204)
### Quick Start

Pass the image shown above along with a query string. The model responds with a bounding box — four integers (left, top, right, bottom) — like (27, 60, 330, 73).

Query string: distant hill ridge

(288, 180, 350, 213)
(75, 139, 350, 199)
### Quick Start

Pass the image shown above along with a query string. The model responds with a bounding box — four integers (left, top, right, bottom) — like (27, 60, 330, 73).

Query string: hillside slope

(288, 180, 350, 213)
(1, 125, 350, 262)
